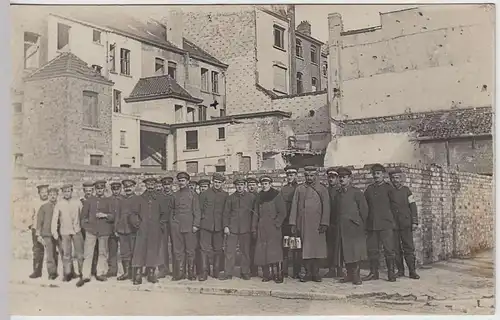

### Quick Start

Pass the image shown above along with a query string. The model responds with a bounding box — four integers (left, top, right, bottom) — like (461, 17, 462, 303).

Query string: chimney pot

(297, 20, 311, 36)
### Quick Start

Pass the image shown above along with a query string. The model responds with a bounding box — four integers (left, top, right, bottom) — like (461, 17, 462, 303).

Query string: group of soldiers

(28, 163, 421, 287)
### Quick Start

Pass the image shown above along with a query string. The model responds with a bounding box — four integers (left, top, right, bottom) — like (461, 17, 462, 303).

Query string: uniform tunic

(199, 188, 228, 257)
(107, 195, 122, 273)
(252, 188, 287, 265)
(288, 181, 330, 260)
(327, 185, 342, 268)
(115, 194, 138, 261)
(335, 186, 369, 263)
(131, 190, 169, 267)
(81, 196, 114, 237)
(391, 185, 418, 259)
(280, 182, 298, 237)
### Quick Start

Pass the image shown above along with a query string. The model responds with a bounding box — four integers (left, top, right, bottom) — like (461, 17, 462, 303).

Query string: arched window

(296, 39, 303, 58)
(296, 72, 303, 94)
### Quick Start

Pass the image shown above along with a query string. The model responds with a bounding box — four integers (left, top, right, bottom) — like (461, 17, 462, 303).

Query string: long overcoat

(328, 186, 343, 268)
(335, 186, 369, 263)
(288, 181, 330, 259)
(130, 190, 169, 267)
(252, 188, 287, 265)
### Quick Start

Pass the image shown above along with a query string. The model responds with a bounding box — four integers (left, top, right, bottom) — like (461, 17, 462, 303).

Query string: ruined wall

(11, 163, 493, 264)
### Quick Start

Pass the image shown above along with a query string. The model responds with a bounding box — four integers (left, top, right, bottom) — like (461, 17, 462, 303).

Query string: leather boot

(29, 258, 43, 279)
(386, 257, 397, 282)
(335, 266, 344, 279)
(340, 263, 353, 283)
(283, 252, 289, 277)
(395, 255, 405, 277)
(158, 265, 168, 279)
(406, 256, 421, 279)
(213, 254, 221, 279)
(312, 260, 322, 282)
(300, 261, 312, 282)
(147, 267, 158, 283)
(351, 262, 362, 285)
(198, 254, 208, 281)
(262, 264, 272, 282)
(133, 267, 142, 285)
(325, 267, 337, 278)
(117, 261, 130, 281)
(172, 260, 186, 281)
(187, 259, 196, 281)
(362, 259, 380, 281)
(274, 262, 284, 283)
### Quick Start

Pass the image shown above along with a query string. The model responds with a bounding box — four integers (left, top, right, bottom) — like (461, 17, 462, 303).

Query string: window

(198, 105, 207, 121)
(273, 25, 285, 49)
(57, 23, 70, 50)
(311, 45, 318, 64)
(240, 156, 251, 172)
(273, 65, 287, 93)
(218, 127, 225, 140)
(186, 130, 198, 150)
(219, 109, 226, 117)
(322, 62, 327, 77)
(168, 61, 177, 80)
(90, 154, 103, 166)
(187, 107, 195, 122)
(211, 71, 219, 93)
(186, 161, 199, 174)
(24, 32, 40, 69)
(113, 89, 121, 113)
(297, 72, 303, 94)
(120, 130, 127, 147)
(109, 44, 116, 72)
(120, 48, 131, 75)
(175, 105, 183, 123)
(91, 65, 102, 74)
(215, 165, 226, 172)
(201, 68, 209, 91)
(83, 91, 98, 128)
(312, 77, 318, 91)
(93, 30, 101, 44)
(296, 39, 303, 58)
(155, 57, 165, 75)
(13, 103, 22, 114)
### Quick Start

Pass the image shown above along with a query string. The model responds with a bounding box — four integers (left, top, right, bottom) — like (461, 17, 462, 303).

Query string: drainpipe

(288, 5, 297, 95)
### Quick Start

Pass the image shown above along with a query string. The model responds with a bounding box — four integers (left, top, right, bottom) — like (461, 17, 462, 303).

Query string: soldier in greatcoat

(220, 177, 255, 280)
(106, 179, 122, 278)
(130, 177, 170, 284)
(115, 179, 138, 281)
(289, 166, 330, 282)
(170, 172, 201, 281)
(158, 176, 174, 278)
(80, 181, 99, 277)
(28, 184, 49, 279)
(363, 163, 397, 282)
(78, 180, 114, 286)
(280, 165, 301, 278)
(389, 168, 420, 279)
(335, 167, 369, 285)
(246, 177, 259, 277)
(252, 175, 287, 283)
(198, 173, 228, 281)
(325, 167, 343, 279)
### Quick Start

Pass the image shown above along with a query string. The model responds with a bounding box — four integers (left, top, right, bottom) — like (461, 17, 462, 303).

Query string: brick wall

(11, 163, 493, 263)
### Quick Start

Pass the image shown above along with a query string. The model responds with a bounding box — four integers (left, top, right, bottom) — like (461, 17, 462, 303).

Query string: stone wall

(11, 163, 493, 263)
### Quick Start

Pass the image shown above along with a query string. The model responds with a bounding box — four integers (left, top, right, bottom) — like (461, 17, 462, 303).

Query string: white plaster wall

(112, 113, 141, 168)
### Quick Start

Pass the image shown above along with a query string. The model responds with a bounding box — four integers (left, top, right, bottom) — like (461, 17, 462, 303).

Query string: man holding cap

(28, 184, 49, 279)
(106, 178, 123, 278)
(220, 177, 257, 280)
(289, 166, 330, 282)
(158, 176, 174, 278)
(335, 167, 368, 285)
(170, 172, 201, 281)
(325, 167, 343, 279)
(198, 173, 228, 281)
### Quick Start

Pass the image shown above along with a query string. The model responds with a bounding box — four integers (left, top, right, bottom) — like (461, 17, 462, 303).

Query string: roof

(414, 107, 493, 140)
(125, 74, 202, 103)
(25, 52, 113, 85)
(296, 31, 324, 46)
(183, 38, 228, 68)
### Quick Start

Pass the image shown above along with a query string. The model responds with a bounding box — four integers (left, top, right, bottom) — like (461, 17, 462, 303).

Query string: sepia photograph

(8, 2, 495, 316)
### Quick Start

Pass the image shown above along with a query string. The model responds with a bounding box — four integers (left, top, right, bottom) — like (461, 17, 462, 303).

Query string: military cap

(122, 179, 137, 186)
(161, 176, 174, 183)
(212, 172, 225, 182)
(48, 187, 59, 193)
(82, 181, 94, 187)
(143, 177, 158, 184)
(189, 180, 199, 186)
(246, 177, 259, 184)
(94, 180, 107, 188)
(370, 163, 386, 172)
(259, 175, 273, 183)
(284, 165, 298, 173)
(326, 167, 338, 176)
(336, 167, 352, 177)
(198, 179, 211, 186)
(176, 171, 191, 180)
(61, 183, 73, 190)
(304, 166, 317, 172)
(388, 167, 403, 175)
(110, 178, 122, 187)
(36, 184, 49, 190)
(233, 177, 246, 185)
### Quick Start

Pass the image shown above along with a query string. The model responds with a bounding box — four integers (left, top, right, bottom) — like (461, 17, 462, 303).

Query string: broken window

(273, 25, 285, 49)
(201, 68, 209, 91)
(198, 105, 207, 121)
(311, 45, 318, 64)
(273, 65, 287, 93)
(296, 39, 303, 58)
(57, 23, 70, 51)
(297, 72, 303, 94)
(82, 91, 99, 128)
(109, 44, 116, 72)
(113, 89, 121, 113)
(120, 48, 131, 75)
(240, 156, 251, 172)
(322, 62, 327, 77)
(186, 130, 198, 150)
(211, 71, 219, 93)
(215, 165, 226, 172)
(24, 32, 40, 69)
(312, 77, 318, 91)
(168, 61, 177, 79)
(93, 30, 101, 44)
(91, 65, 102, 74)
(90, 154, 103, 166)
(155, 57, 165, 75)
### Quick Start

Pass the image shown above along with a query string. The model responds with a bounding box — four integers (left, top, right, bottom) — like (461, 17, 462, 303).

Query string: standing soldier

(115, 179, 138, 281)
(158, 176, 174, 278)
(189, 180, 199, 193)
(28, 184, 49, 279)
(220, 177, 254, 280)
(199, 179, 211, 193)
(363, 163, 397, 282)
(389, 168, 420, 279)
(280, 165, 301, 279)
(335, 167, 369, 285)
(198, 173, 228, 281)
(130, 177, 170, 284)
(79, 180, 114, 285)
(246, 177, 259, 277)
(325, 167, 343, 278)
(155, 180, 164, 193)
(195, 178, 211, 277)
(252, 176, 287, 283)
(289, 166, 330, 283)
(106, 179, 122, 278)
(51, 184, 84, 284)
(36, 187, 61, 280)
(170, 172, 201, 281)
(81, 181, 99, 278)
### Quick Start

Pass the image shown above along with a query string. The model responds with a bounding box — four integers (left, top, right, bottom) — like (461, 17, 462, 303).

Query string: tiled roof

(125, 75, 202, 103)
(183, 38, 228, 68)
(25, 52, 112, 84)
(414, 107, 493, 139)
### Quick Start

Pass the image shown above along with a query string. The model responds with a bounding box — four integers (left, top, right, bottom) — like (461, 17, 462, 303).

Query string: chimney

(162, 9, 184, 49)
(297, 20, 311, 36)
